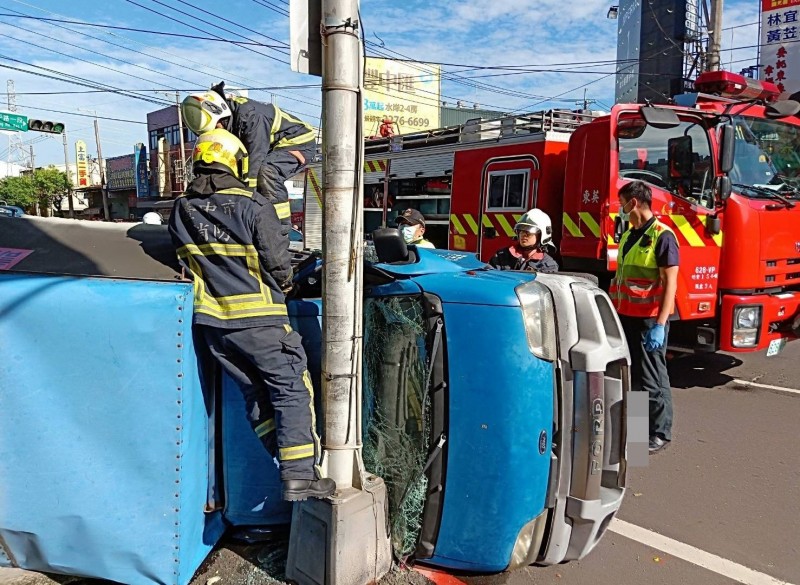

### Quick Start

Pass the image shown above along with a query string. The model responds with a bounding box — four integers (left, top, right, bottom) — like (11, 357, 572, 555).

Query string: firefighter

(610, 181, 679, 454)
(489, 208, 559, 273)
(396, 208, 435, 248)
(180, 82, 317, 240)
(168, 128, 335, 501)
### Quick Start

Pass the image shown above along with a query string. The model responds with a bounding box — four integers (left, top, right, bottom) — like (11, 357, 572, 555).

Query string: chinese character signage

(760, 0, 800, 97)
(363, 57, 441, 136)
(135, 143, 149, 198)
(106, 154, 136, 191)
(75, 140, 89, 188)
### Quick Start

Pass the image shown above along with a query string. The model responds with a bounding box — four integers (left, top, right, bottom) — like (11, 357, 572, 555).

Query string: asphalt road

(3, 345, 798, 585)
(460, 343, 800, 585)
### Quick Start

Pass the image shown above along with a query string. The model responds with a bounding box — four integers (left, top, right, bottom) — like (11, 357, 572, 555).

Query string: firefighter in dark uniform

(181, 82, 317, 240)
(610, 181, 680, 454)
(489, 208, 559, 273)
(168, 128, 335, 501)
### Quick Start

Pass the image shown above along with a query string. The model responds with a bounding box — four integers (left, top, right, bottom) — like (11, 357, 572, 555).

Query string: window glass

(617, 117, 715, 208)
(486, 170, 529, 210)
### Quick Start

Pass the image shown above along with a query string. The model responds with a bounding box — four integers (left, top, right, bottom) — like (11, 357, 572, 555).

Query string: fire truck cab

(302, 74, 800, 354)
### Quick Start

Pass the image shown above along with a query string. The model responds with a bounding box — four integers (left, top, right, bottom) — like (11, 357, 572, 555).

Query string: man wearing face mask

(610, 181, 680, 454)
(396, 209, 435, 248)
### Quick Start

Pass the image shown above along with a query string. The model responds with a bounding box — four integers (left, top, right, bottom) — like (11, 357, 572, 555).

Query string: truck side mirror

(716, 176, 732, 202)
(372, 227, 412, 264)
(483, 226, 498, 239)
(705, 214, 721, 235)
(720, 124, 735, 174)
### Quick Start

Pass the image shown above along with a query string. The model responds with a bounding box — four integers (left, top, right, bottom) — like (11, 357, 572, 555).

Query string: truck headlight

(732, 305, 762, 348)
(515, 279, 557, 361)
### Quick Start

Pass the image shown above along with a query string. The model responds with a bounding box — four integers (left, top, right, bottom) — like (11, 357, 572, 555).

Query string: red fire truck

(303, 72, 800, 354)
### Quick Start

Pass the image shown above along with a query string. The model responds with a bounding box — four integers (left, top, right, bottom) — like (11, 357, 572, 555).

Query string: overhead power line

(12, 102, 147, 124)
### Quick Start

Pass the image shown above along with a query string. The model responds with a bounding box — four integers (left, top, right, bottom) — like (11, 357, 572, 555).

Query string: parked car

(289, 227, 304, 251)
(0, 205, 25, 218)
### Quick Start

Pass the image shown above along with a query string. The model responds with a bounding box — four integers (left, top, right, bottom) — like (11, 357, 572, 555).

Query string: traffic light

(27, 119, 65, 134)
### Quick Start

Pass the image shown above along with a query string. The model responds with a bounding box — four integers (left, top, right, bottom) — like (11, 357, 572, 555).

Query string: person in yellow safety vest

(180, 82, 317, 242)
(396, 208, 435, 248)
(610, 181, 680, 454)
(168, 128, 335, 501)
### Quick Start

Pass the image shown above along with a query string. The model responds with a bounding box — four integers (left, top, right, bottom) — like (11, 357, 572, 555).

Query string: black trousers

(195, 323, 321, 481)
(256, 147, 315, 238)
(619, 316, 674, 441)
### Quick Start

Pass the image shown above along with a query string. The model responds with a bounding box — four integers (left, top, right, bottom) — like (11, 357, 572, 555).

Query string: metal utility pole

(63, 132, 75, 218)
(94, 118, 111, 221)
(708, 0, 724, 71)
(176, 91, 188, 192)
(286, 0, 392, 583)
(29, 145, 34, 171)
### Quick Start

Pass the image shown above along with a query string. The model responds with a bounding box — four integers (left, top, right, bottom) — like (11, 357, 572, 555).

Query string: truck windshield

(729, 115, 800, 197)
(617, 116, 715, 208)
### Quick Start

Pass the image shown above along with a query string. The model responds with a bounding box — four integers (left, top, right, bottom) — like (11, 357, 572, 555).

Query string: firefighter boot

(282, 477, 336, 501)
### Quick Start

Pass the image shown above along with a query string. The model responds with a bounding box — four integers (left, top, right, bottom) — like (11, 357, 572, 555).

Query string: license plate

(766, 338, 787, 357)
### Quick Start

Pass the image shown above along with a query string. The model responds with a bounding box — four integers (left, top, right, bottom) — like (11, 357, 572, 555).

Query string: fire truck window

(486, 170, 529, 210)
(618, 119, 714, 208)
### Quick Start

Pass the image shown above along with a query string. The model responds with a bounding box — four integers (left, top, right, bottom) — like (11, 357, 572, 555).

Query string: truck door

(477, 156, 540, 261)
(615, 113, 722, 321)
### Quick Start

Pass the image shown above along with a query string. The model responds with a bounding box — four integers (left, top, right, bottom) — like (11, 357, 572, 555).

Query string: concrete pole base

(285, 477, 393, 585)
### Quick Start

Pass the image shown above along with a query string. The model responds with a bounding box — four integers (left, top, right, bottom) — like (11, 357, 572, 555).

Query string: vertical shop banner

(75, 140, 89, 188)
(134, 143, 149, 198)
(363, 57, 441, 137)
(760, 0, 800, 97)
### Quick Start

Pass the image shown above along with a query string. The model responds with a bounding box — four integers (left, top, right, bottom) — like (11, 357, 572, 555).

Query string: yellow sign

(363, 57, 441, 137)
(75, 140, 89, 188)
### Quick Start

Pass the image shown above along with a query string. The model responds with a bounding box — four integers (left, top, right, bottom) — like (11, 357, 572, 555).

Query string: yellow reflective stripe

(578, 212, 601, 238)
(255, 418, 276, 438)
(216, 187, 253, 197)
(463, 214, 479, 235)
(274, 201, 291, 219)
(284, 323, 292, 333)
(482, 214, 493, 228)
(197, 304, 288, 318)
(671, 214, 705, 247)
(698, 216, 724, 246)
(512, 214, 523, 223)
(302, 369, 322, 476)
(177, 243, 255, 257)
(279, 443, 315, 461)
(270, 106, 283, 143)
(273, 107, 316, 149)
(247, 178, 257, 187)
(495, 214, 516, 237)
(563, 212, 583, 237)
(450, 214, 467, 235)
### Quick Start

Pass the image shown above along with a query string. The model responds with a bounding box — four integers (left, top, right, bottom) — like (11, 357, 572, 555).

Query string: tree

(0, 167, 70, 215)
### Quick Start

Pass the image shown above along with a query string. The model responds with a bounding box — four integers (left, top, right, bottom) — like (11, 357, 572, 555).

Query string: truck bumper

(530, 275, 630, 566)
(720, 291, 800, 353)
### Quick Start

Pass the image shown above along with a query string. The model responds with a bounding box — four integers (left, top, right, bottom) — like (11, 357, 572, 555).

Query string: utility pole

(286, 0, 392, 583)
(94, 118, 111, 221)
(62, 132, 75, 218)
(708, 0, 724, 72)
(29, 145, 34, 171)
(176, 91, 188, 192)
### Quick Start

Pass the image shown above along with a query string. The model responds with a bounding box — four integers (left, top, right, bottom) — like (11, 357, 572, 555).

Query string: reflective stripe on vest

(274, 201, 291, 219)
(271, 106, 316, 150)
(609, 219, 674, 318)
(177, 242, 288, 320)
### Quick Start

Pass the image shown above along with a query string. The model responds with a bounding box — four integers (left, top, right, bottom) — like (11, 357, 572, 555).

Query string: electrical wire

(173, 0, 289, 47)
(250, 0, 290, 18)
(11, 102, 146, 124)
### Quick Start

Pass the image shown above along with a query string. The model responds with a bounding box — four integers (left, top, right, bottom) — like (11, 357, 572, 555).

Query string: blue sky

(0, 0, 761, 167)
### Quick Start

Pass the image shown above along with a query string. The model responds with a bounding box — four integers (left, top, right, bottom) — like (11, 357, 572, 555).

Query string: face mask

(618, 200, 633, 223)
(401, 225, 417, 243)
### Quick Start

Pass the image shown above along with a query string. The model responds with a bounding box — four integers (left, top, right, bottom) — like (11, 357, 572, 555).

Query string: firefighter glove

(644, 323, 666, 353)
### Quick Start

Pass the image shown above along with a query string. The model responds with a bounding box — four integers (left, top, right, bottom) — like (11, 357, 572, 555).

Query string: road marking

(733, 379, 800, 397)
(609, 519, 796, 585)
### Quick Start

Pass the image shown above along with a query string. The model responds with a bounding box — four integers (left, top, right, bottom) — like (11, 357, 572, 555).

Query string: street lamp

(607, 5, 619, 19)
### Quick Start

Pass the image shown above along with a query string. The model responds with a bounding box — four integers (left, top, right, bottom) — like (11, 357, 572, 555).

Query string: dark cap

(397, 208, 425, 227)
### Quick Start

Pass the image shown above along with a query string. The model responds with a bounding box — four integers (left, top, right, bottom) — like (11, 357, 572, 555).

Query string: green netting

(363, 296, 431, 558)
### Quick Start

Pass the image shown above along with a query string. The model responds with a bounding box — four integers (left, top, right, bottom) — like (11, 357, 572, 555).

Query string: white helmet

(142, 211, 163, 225)
(181, 92, 231, 135)
(514, 208, 553, 247)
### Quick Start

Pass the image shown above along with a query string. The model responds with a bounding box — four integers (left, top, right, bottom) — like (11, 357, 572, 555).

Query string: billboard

(135, 143, 149, 198)
(106, 154, 135, 191)
(760, 0, 800, 97)
(363, 57, 441, 136)
(615, 0, 642, 103)
(75, 140, 89, 188)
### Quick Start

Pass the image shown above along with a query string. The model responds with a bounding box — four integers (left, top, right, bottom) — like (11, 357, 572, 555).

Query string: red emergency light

(694, 71, 780, 103)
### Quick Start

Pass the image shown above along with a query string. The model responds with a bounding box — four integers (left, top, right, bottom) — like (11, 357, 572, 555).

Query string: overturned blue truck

(0, 217, 629, 584)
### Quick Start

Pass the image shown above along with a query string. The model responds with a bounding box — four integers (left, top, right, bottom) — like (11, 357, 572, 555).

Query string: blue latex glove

(644, 323, 666, 352)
